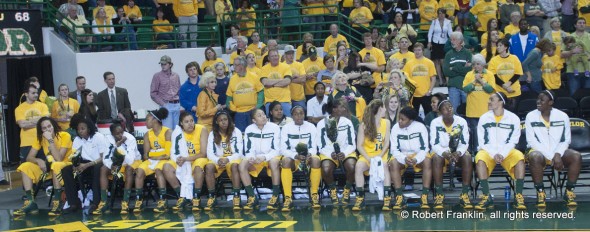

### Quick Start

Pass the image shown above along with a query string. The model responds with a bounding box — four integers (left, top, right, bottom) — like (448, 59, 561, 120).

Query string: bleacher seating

(554, 97, 578, 117)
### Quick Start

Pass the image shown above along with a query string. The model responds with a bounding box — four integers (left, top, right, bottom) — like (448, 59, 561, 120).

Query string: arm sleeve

(281, 127, 297, 159)
(430, 121, 446, 156)
(264, 127, 281, 161)
(525, 114, 543, 156)
(521, 50, 539, 73)
(455, 53, 473, 73)
(317, 122, 332, 156)
(341, 119, 357, 156)
(414, 124, 429, 164)
(150, 75, 166, 106)
(554, 115, 571, 157)
(228, 130, 243, 161)
(499, 117, 520, 157)
(124, 134, 138, 166)
(92, 20, 100, 34)
(206, 132, 219, 163)
(458, 120, 470, 155)
(390, 127, 405, 165)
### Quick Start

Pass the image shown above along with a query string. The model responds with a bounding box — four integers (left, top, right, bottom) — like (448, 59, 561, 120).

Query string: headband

(215, 110, 230, 118)
(291, 105, 305, 114)
(437, 99, 450, 110)
(544, 90, 554, 101)
(496, 92, 506, 105)
(149, 111, 161, 122)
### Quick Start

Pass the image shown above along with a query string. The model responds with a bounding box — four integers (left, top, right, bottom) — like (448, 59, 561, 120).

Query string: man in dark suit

(69, 76, 87, 104)
(96, 71, 133, 131)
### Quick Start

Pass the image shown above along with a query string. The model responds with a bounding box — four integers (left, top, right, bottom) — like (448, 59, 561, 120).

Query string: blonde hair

(198, 71, 216, 88)
(331, 71, 349, 89)
(389, 69, 407, 85)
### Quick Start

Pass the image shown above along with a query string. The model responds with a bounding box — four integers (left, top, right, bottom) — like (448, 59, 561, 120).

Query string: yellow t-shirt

(419, 0, 438, 31)
(390, 51, 415, 65)
(470, 1, 498, 32)
(123, 5, 142, 19)
(51, 98, 80, 131)
(247, 42, 266, 68)
(301, 57, 326, 95)
(92, 5, 117, 19)
(438, 0, 459, 17)
(236, 8, 256, 36)
(342, 0, 354, 7)
(403, 57, 437, 97)
(504, 24, 519, 35)
(247, 66, 261, 76)
(260, 63, 293, 103)
(173, 0, 198, 17)
(359, 47, 386, 88)
(227, 71, 264, 112)
(31, 131, 72, 160)
(480, 47, 497, 59)
(349, 6, 373, 28)
(286, 61, 307, 101)
(296, 45, 306, 61)
(579, 0, 590, 26)
(19, 90, 48, 106)
(462, 70, 496, 118)
(324, 0, 338, 14)
(201, 58, 227, 72)
(480, 31, 504, 47)
(229, 49, 254, 65)
(549, 30, 567, 63)
(148, 127, 169, 157)
(488, 54, 523, 98)
(324, 34, 350, 57)
(363, 118, 388, 157)
(541, 54, 564, 90)
(305, 2, 325, 15)
(214, 0, 233, 23)
(153, 19, 173, 33)
(15, 101, 50, 147)
(184, 124, 205, 156)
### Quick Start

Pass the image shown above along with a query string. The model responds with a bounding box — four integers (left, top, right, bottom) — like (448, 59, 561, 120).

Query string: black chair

(554, 97, 578, 117)
(559, 118, 590, 193)
(456, 103, 467, 118)
(572, 88, 590, 102)
(579, 96, 590, 120)
(516, 99, 537, 119)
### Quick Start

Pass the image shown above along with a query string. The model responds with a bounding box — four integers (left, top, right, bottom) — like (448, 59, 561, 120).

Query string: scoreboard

(0, 9, 43, 56)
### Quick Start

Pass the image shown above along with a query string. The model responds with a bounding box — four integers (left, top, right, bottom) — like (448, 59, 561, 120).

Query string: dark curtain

(5, 56, 53, 164)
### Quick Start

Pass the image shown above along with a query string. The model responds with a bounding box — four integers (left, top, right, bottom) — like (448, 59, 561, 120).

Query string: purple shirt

(150, 70, 181, 106)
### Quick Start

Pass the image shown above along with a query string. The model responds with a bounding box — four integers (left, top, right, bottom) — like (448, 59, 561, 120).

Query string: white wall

(49, 31, 77, 95)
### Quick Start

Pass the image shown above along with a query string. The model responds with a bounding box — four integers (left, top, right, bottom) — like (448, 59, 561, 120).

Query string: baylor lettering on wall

(0, 10, 42, 56)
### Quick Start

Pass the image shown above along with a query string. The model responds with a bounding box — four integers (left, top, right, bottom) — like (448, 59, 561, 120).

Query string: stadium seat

(558, 118, 590, 193)
(572, 88, 590, 102)
(579, 96, 590, 120)
(516, 98, 537, 119)
(136, 27, 154, 49)
(456, 103, 466, 118)
(554, 97, 578, 117)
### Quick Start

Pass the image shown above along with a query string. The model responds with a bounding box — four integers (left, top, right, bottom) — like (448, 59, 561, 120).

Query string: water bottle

(504, 186, 511, 200)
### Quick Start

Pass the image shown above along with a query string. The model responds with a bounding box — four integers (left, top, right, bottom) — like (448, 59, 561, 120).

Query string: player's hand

(494, 154, 504, 164)
(552, 153, 564, 171)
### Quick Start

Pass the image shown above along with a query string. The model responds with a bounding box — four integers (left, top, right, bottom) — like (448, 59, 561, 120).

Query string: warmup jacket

(104, 131, 141, 169)
(206, 129, 244, 163)
(280, 121, 318, 159)
(244, 122, 281, 161)
(477, 110, 521, 158)
(391, 121, 429, 165)
(429, 115, 470, 156)
(525, 108, 571, 160)
(317, 117, 357, 156)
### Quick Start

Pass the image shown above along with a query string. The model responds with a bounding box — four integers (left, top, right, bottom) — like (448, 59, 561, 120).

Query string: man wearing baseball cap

(151, 55, 181, 129)
(283, 45, 308, 109)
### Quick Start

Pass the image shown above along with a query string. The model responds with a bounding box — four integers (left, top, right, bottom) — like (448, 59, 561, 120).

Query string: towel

(171, 125, 194, 199)
(369, 157, 385, 200)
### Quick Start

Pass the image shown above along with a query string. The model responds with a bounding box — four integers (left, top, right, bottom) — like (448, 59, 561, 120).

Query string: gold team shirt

(541, 54, 564, 90)
(470, 1, 498, 32)
(359, 47, 386, 88)
(184, 124, 205, 156)
(324, 34, 349, 57)
(480, 47, 496, 58)
(579, 0, 590, 26)
(550, 30, 567, 63)
(403, 57, 437, 97)
(226, 71, 264, 112)
(418, 0, 438, 31)
(236, 7, 256, 36)
(148, 127, 169, 157)
(305, 2, 324, 15)
(31, 131, 73, 161)
(462, 70, 496, 118)
(247, 66, 261, 76)
(480, 31, 504, 47)
(349, 6, 373, 28)
(153, 19, 173, 33)
(15, 101, 49, 147)
(390, 51, 415, 64)
(123, 5, 142, 19)
(247, 42, 266, 68)
(438, 0, 459, 17)
(201, 58, 227, 72)
(488, 54, 523, 98)
(286, 61, 307, 101)
(301, 57, 326, 95)
(504, 24, 519, 35)
(260, 63, 293, 103)
(229, 49, 254, 65)
(51, 98, 80, 130)
(363, 118, 388, 157)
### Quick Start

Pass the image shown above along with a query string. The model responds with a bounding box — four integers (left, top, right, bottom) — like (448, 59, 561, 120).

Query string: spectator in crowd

(261, 50, 293, 116)
(509, 19, 539, 62)
(201, 47, 226, 72)
(404, 42, 437, 115)
(215, 0, 233, 23)
(462, 54, 495, 129)
(153, 9, 175, 49)
(383, 92, 401, 126)
(227, 56, 264, 131)
(296, 33, 314, 61)
(418, 0, 438, 32)
(524, 0, 546, 36)
(537, 0, 560, 34)
(504, 11, 522, 35)
(301, 46, 325, 98)
(229, 36, 251, 66)
(377, 36, 394, 58)
(428, 8, 453, 86)
(488, 39, 523, 110)
(444, 25, 478, 53)
(58, 0, 85, 18)
(389, 37, 414, 69)
(80, 89, 98, 124)
(62, 5, 92, 45)
(154, 0, 177, 24)
(317, 55, 338, 87)
(247, 32, 266, 67)
(151, 55, 181, 129)
(173, 0, 198, 48)
(443, 31, 472, 112)
(330, 72, 363, 117)
(113, 7, 138, 50)
(481, 29, 500, 62)
(93, 0, 117, 19)
(480, 18, 504, 48)
(68, 76, 87, 104)
(349, 0, 373, 34)
(374, 68, 412, 106)
(306, 82, 328, 124)
(544, 17, 567, 63)
(179, 61, 202, 121)
(213, 62, 229, 108)
(246, 53, 261, 75)
(282, 0, 301, 42)
(438, 0, 459, 23)
(470, 0, 498, 39)
(283, 45, 308, 109)
(541, 43, 563, 91)
(236, 0, 256, 36)
(298, 41, 315, 62)
(499, 0, 521, 30)
(358, 32, 386, 102)
(522, 38, 553, 93)
(92, 7, 115, 50)
(395, 0, 418, 24)
(123, 0, 143, 24)
(561, 18, 590, 96)
(324, 24, 349, 57)
(386, 12, 417, 49)
(335, 43, 350, 71)
(197, 72, 222, 131)
(52, 84, 80, 131)
(19, 77, 48, 105)
(423, 93, 445, 126)
(225, 25, 240, 54)
(268, 101, 293, 127)
(562, 0, 575, 32)
(266, 0, 281, 39)
(96, 71, 132, 123)
(15, 85, 50, 162)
